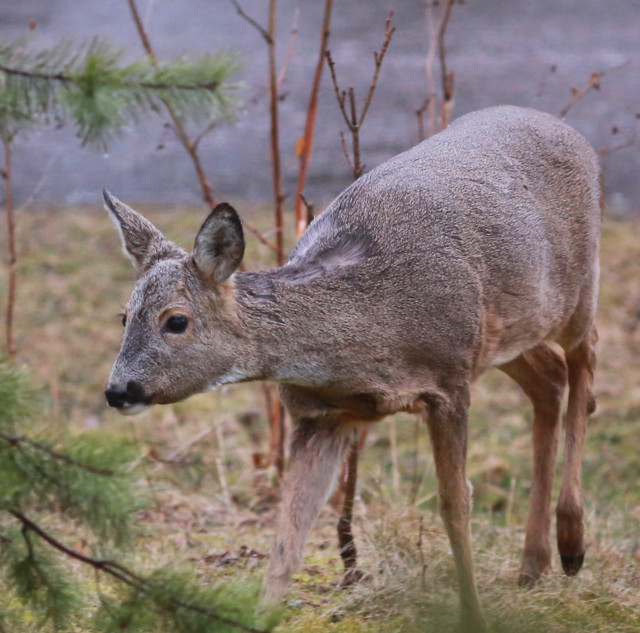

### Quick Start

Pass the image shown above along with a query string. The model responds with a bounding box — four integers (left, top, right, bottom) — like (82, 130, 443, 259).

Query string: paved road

(1, 0, 639, 213)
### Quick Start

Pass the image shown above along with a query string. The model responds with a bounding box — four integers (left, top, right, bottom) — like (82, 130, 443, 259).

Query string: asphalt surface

(1, 0, 639, 213)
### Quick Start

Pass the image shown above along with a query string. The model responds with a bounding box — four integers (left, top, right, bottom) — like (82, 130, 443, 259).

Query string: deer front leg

(260, 419, 353, 606)
(424, 390, 486, 632)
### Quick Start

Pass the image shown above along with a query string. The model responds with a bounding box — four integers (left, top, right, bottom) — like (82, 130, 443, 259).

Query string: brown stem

(3, 138, 16, 359)
(359, 12, 396, 126)
(229, 0, 271, 44)
(293, 0, 334, 238)
(276, 4, 300, 92)
(127, 0, 218, 208)
(326, 13, 395, 180)
(268, 0, 285, 266)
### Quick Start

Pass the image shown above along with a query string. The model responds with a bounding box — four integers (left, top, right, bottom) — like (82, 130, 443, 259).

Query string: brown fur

(104, 106, 602, 630)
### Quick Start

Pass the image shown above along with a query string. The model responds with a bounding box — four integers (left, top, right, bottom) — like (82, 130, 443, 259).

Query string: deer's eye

(166, 315, 188, 334)
(120, 313, 127, 327)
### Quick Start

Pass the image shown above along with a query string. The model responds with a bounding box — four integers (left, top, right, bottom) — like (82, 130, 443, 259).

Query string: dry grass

(1, 205, 639, 631)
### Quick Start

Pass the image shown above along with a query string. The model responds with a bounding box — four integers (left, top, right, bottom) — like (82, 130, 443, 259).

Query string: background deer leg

(424, 388, 486, 632)
(557, 326, 597, 575)
(500, 343, 567, 585)
(261, 419, 353, 606)
(337, 428, 367, 586)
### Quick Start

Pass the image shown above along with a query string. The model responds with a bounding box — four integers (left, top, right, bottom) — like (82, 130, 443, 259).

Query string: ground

(1, 204, 639, 632)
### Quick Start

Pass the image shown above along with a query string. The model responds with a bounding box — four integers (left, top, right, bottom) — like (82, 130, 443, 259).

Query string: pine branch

(0, 433, 115, 476)
(9, 511, 272, 633)
(0, 38, 238, 149)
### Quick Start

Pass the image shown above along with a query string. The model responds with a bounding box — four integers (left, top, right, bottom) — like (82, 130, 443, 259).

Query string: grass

(1, 204, 639, 631)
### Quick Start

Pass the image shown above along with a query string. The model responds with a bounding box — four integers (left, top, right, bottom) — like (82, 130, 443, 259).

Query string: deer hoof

(560, 552, 585, 576)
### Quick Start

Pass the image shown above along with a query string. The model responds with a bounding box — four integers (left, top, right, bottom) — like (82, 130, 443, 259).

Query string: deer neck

(233, 270, 333, 388)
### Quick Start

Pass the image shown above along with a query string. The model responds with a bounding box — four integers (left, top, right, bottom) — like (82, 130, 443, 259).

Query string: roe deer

(103, 106, 601, 630)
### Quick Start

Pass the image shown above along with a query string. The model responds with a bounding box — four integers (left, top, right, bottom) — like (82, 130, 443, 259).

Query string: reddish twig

(293, 0, 334, 238)
(267, 0, 285, 266)
(229, 0, 271, 44)
(326, 12, 395, 179)
(2, 137, 16, 359)
(277, 4, 300, 92)
(417, 0, 457, 140)
(558, 61, 629, 119)
(128, 0, 280, 256)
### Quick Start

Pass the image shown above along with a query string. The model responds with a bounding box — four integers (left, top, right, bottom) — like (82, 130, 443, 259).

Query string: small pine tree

(0, 360, 279, 632)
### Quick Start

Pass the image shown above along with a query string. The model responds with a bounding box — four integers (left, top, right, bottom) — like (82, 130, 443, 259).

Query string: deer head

(103, 190, 248, 415)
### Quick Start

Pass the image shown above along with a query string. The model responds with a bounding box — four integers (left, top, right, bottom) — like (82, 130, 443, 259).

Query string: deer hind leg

(557, 325, 597, 576)
(260, 419, 353, 606)
(337, 429, 367, 587)
(424, 387, 486, 632)
(500, 343, 567, 585)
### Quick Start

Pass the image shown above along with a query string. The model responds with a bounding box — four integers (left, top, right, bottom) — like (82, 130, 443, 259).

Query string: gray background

(1, 0, 639, 213)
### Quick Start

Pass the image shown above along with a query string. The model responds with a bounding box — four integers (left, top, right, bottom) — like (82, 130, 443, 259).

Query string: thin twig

(2, 136, 16, 359)
(293, 0, 334, 238)
(127, 0, 219, 209)
(229, 0, 271, 44)
(17, 151, 59, 213)
(325, 12, 395, 179)
(558, 61, 629, 119)
(359, 12, 396, 125)
(277, 3, 300, 92)
(128, 0, 280, 255)
(268, 0, 285, 266)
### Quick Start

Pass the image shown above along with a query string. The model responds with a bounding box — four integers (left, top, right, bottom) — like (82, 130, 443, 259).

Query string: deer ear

(103, 189, 175, 272)
(193, 203, 245, 283)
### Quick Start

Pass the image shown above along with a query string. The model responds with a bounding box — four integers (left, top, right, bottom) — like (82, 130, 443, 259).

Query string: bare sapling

(416, 0, 459, 141)
(128, 0, 280, 255)
(293, 0, 334, 238)
(325, 13, 395, 180)
(324, 12, 396, 585)
(103, 106, 602, 630)
(2, 137, 16, 359)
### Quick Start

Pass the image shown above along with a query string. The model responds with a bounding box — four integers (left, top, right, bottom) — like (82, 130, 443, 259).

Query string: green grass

(1, 205, 639, 631)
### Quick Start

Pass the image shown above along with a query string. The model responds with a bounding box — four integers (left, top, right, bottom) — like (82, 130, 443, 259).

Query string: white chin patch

(117, 403, 151, 416)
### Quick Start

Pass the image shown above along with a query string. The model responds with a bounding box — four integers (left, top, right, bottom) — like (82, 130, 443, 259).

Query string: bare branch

(3, 137, 16, 359)
(267, 0, 285, 266)
(326, 13, 395, 179)
(229, 0, 272, 44)
(127, 0, 220, 209)
(558, 62, 628, 119)
(359, 12, 396, 125)
(17, 151, 59, 213)
(325, 50, 354, 130)
(277, 3, 300, 92)
(293, 0, 334, 238)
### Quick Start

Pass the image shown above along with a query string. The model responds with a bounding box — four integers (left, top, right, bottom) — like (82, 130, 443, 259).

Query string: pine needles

(0, 37, 239, 149)
(0, 360, 279, 632)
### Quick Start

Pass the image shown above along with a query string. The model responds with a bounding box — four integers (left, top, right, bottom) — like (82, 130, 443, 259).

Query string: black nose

(105, 380, 148, 408)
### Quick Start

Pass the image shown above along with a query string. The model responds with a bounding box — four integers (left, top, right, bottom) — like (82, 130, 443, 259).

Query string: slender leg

(424, 388, 486, 632)
(500, 343, 567, 585)
(337, 429, 367, 586)
(260, 419, 353, 606)
(557, 326, 597, 575)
